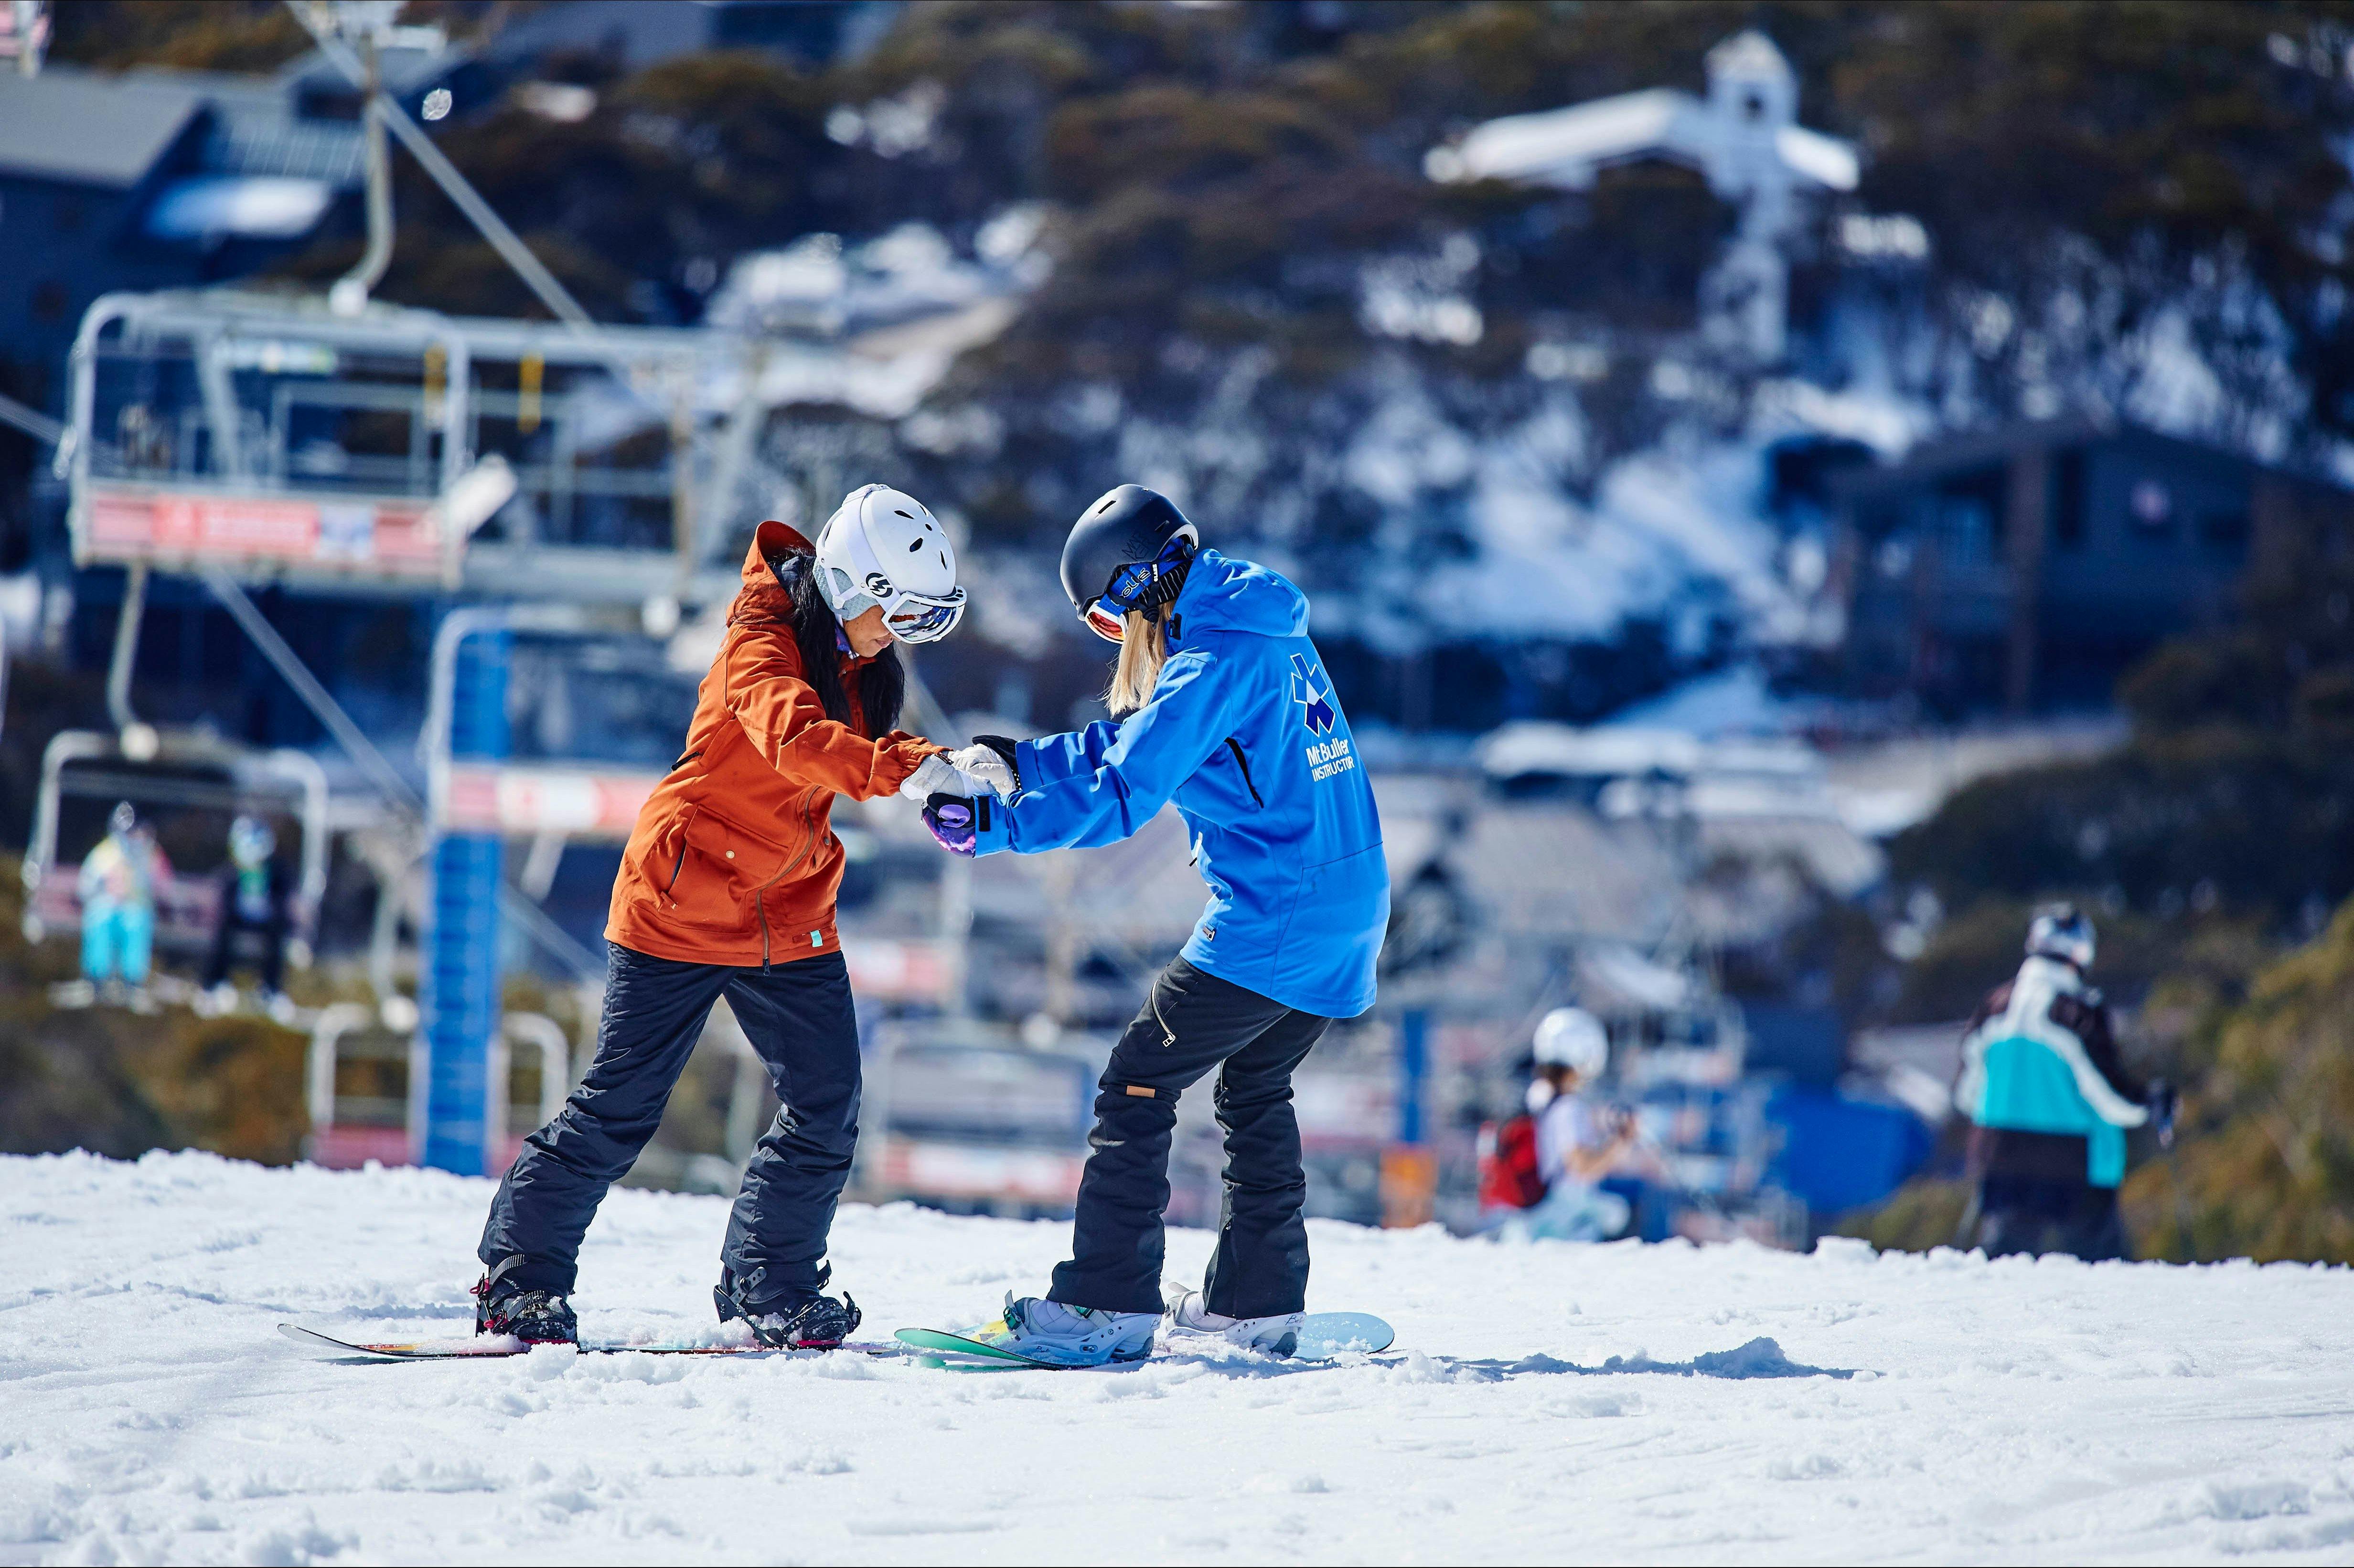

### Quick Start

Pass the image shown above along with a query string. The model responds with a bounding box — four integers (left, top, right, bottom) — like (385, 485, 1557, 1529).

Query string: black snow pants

(1050, 957, 1331, 1318)
(203, 904, 286, 992)
(1968, 1174, 2129, 1262)
(479, 941, 862, 1308)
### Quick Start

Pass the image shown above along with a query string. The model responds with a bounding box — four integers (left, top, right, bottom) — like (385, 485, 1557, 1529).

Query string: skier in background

(78, 801, 168, 1000)
(1953, 904, 2173, 1260)
(473, 488, 982, 1349)
(203, 815, 290, 1017)
(1498, 1006, 1640, 1242)
(915, 484, 1390, 1365)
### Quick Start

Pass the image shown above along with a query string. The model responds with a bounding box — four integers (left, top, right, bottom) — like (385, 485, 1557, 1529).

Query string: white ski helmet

(812, 483, 965, 645)
(1533, 1006, 1609, 1077)
(229, 814, 276, 868)
(2026, 903, 2096, 970)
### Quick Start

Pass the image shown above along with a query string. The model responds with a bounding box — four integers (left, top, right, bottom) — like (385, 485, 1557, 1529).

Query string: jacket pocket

(1273, 844, 1390, 996)
(663, 808, 767, 928)
(1222, 737, 1265, 808)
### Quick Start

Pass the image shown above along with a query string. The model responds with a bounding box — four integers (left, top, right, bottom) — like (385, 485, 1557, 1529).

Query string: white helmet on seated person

(813, 484, 965, 644)
(1533, 1006, 1609, 1078)
(2026, 902, 2096, 970)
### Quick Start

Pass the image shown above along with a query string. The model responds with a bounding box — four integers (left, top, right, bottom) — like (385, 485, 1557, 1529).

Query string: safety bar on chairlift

(418, 603, 590, 830)
(487, 1012, 574, 1157)
(313, 1004, 573, 1163)
(22, 728, 331, 950)
(63, 288, 728, 503)
(64, 290, 481, 513)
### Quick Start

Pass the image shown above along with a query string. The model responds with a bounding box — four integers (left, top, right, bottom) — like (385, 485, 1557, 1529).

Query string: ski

(893, 1311, 1395, 1369)
(278, 1323, 899, 1360)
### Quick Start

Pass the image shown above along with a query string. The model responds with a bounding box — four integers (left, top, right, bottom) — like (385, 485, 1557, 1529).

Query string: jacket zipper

(1223, 737, 1263, 807)
(663, 807, 696, 896)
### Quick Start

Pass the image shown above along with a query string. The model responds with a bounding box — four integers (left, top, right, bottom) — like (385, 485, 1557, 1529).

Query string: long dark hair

(778, 552, 905, 736)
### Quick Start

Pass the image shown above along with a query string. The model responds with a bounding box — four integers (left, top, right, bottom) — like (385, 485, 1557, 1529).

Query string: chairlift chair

(63, 288, 754, 604)
(21, 727, 330, 958)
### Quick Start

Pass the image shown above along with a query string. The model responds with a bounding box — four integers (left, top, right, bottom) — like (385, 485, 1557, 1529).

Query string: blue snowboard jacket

(969, 550, 1388, 1019)
(1955, 956, 2149, 1187)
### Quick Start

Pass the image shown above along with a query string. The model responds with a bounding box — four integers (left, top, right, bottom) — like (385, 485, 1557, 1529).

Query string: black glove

(973, 734, 1025, 797)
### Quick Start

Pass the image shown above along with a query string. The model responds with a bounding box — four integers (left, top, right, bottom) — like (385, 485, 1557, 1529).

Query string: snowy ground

(6, 1153, 2354, 1566)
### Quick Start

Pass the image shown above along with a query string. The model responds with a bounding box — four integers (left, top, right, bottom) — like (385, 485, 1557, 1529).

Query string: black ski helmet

(1059, 484, 1198, 614)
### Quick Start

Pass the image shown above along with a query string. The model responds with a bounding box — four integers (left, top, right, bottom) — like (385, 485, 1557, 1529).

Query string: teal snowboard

(896, 1312, 1394, 1369)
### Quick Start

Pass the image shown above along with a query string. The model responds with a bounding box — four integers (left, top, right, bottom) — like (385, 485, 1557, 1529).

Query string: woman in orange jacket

(474, 486, 984, 1349)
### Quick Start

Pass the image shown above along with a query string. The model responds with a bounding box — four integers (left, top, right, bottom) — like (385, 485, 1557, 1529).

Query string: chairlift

(62, 288, 756, 604)
(20, 726, 330, 958)
(305, 1000, 578, 1172)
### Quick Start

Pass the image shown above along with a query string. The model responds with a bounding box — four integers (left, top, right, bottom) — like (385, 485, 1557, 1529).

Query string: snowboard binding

(715, 1263, 862, 1350)
(471, 1256, 578, 1345)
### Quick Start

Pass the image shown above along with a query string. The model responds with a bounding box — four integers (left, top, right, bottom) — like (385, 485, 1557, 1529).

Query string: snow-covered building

(1833, 418, 2354, 712)
(1426, 29, 1858, 364)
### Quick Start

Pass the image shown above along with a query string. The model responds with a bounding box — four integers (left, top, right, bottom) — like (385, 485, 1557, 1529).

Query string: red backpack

(1477, 1114, 1548, 1209)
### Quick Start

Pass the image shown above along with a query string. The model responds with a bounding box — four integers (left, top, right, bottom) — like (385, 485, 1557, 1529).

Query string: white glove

(948, 743, 1016, 798)
(898, 754, 966, 802)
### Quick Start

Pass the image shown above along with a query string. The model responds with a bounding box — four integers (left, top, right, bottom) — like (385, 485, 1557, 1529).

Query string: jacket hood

(732, 520, 813, 625)
(1174, 549, 1308, 640)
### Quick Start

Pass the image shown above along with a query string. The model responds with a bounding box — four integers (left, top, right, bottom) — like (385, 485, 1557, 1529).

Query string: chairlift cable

(198, 564, 419, 813)
(0, 388, 62, 446)
(285, 3, 594, 332)
(285, 0, 803, 573)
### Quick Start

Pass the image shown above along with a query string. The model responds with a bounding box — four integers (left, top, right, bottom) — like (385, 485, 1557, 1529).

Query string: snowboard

(278, 1323, 897, 1360)
(895, 1311, 1394, 1369)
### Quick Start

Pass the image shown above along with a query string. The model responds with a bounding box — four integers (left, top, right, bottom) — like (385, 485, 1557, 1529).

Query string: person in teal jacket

(1953, 904, 2170, 1259)
(917, 485, 1390, 1365)
(79, 800, 168, 996)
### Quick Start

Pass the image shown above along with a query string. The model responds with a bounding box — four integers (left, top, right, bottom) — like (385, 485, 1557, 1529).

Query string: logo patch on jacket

(1290, 653, 1337, 736)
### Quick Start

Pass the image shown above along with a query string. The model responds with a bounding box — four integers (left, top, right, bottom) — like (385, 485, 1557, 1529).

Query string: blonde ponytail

(1105, 610, 1169, 716)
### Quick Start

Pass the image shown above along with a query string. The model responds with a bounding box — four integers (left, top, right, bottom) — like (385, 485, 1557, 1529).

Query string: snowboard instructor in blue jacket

(918, 484, 1390, 1365)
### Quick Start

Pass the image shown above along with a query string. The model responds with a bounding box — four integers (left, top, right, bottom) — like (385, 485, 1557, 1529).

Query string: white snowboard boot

(1163, 1288, 1305, 1357)
(960, 1294, 1159, 1367)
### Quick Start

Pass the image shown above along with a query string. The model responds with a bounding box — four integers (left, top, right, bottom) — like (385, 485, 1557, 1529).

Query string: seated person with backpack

(1480, 1007, 1640, 1242)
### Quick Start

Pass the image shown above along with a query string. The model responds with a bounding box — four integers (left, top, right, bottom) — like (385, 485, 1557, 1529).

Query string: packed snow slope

(6, 1153, 2354, 1566)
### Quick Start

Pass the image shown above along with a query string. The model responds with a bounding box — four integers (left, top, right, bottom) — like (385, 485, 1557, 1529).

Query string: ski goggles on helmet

(827, 574, 967, 645)
(1080, 541, 1192, 644)
(878, 590, 966, 645)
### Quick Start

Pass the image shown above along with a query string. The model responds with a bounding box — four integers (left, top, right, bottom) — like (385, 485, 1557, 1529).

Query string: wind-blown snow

(7, 1151, 2354, 1565)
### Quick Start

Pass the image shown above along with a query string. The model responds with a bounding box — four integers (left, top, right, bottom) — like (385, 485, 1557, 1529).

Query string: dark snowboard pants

(1967, 1174, 2129, 1262)
(479, 941, 861, 1307)
(204, 905, 286, 992)
(1050, 957, 1331, 1318)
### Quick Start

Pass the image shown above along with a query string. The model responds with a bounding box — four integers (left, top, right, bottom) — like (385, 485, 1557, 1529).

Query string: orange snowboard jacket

(605, 521, 943, 968)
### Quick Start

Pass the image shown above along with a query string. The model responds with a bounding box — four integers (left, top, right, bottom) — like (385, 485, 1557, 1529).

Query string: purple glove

(922, 792, 990, 856)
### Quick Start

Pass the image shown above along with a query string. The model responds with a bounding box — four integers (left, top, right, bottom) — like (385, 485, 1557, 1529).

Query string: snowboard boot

(959, 1293, 1159, 1367)
(472, 1256, 577, 1345)
(714, 1266, 861, 1349)
(1164, 1287, 1303, 1357)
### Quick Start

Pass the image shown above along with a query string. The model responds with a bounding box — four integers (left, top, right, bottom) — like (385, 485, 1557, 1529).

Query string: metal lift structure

(36, 0, 993, 1182)
(30, 1, 799, 1178)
